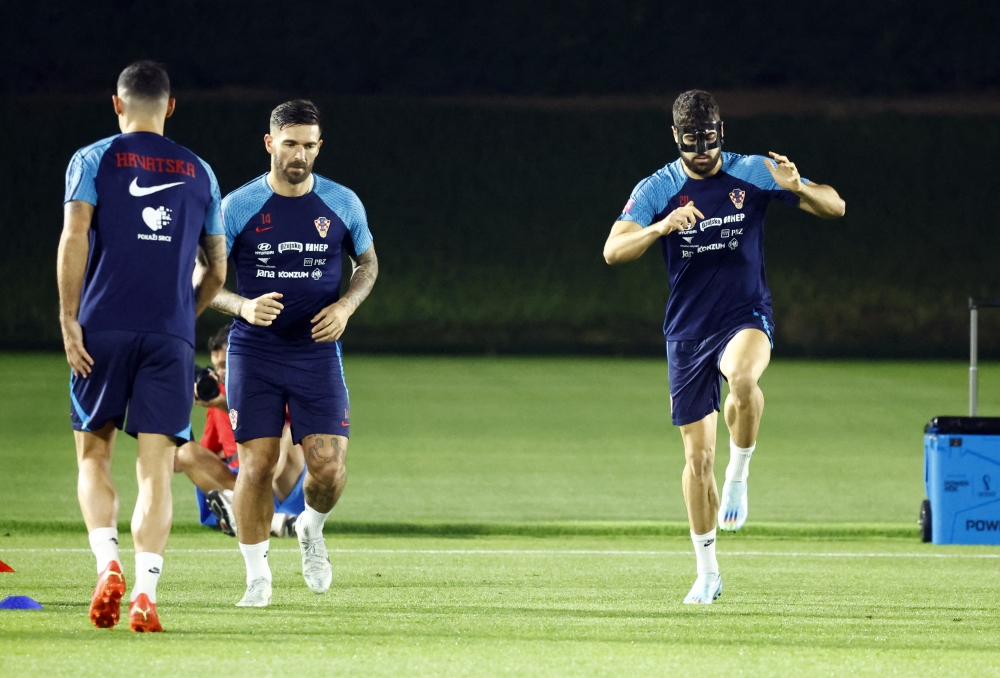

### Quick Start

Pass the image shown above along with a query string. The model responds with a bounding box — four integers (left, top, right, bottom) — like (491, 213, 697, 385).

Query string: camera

(194, 365, 221, 401)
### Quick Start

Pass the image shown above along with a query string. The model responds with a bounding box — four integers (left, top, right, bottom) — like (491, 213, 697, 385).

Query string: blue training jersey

(619, 152, 805, 341)
(222, 173, 373, 352)
(64, 132, 224, 346)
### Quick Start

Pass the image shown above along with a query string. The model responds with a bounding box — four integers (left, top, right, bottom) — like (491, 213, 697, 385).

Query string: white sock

(271, 513, 289, 536)
(725, 440, 755, 482)
(239, 540, 271, 584)
(130, 552, 163, 603)
(691, 529, 720, 575)
(88, 527, 120, 574)
(298, 503, 331, 539)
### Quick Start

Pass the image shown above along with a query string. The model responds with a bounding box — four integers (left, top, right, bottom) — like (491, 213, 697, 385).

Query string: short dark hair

(270, 99, 322, 131)
(117, 60, 170, 101)
(672, 90, 720, 128)
(207, 324, 230, 353)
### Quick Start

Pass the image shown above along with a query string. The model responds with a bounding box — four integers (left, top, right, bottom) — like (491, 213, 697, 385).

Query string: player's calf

(295, 434, 347, 594)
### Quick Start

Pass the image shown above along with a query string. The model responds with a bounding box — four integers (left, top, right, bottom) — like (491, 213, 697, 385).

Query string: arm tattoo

(194, 234, 230, 316)
(209, 288, 248, 317)
(201, 232, 227, 269)
(339, 246, 379, 315)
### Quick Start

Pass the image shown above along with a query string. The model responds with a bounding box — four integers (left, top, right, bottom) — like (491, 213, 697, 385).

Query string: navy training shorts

(226, 341, 351, 444)
(69, 329, 194, 441)
(666, 309, 774, 427)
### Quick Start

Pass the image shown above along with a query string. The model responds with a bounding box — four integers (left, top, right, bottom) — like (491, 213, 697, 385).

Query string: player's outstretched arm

(311, 245, 379, 342)
(209, 289, 285, 326)
(766, 152, 845, 219)
(603, 202, 704, 264)
(194, 234, 228, 317)
(57, 201, 95, 377)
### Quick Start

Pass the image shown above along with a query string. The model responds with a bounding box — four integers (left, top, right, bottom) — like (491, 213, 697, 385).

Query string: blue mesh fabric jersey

(64, 132, 224, 346)
(222, 173, 373, 353)
(618, 152, 806, 341)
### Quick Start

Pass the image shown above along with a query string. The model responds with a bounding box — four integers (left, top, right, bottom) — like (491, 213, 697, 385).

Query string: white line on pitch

(2, 548, 1000, 559)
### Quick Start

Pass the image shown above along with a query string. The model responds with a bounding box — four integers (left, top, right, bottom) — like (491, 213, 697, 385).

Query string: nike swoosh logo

(341, 421, 350, 427)
(256, 226, 274, 233)
(129, 178, 185, 197)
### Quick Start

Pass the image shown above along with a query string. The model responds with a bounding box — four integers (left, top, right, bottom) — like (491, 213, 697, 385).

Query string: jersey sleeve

(617, 164, 685, 228)
(315, 178, 373, 257)
(221, 176, 271, 256)
(618, 178, 658, 227)
(341, 191, 373, 257)
(729, 154, 809, 207)
(197, 157, 225, 236)
(64, 137, 116, 205)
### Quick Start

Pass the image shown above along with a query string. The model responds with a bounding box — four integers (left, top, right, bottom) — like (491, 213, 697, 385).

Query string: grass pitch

(2, 353, 1000, 676)
(4, 353, 1000, 526)
(3, 533, 1000, 677)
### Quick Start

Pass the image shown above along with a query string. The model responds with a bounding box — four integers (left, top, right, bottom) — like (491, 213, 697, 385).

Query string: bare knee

(727, 371, 759, 407)
(312, 460, 346, 488)
(174, 443, 195, 473)
(176, 442, 221, 473)
(239, 449, 279, 488)
(685, 445, 715, 480)
(303, 436, 347, 487)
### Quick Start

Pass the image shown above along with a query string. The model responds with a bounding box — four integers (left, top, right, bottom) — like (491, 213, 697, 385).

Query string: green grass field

(2, 353, 1000, 676)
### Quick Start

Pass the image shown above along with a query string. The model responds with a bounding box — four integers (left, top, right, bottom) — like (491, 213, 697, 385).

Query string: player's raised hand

(61, 317, 94, 378)
(655, 202, 704, 237)
(311, 302, 351, 342)
(240, 292, 284, 326)
(765, 152, 804, 192)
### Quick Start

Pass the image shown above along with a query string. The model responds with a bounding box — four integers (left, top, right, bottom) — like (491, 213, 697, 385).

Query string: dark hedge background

(3, 95, 999, 356)
(3, 0, 997, 97)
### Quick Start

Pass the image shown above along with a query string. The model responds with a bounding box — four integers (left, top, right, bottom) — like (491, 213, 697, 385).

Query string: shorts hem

(233, 431, 285, 445)
(671, 407, 718, 427)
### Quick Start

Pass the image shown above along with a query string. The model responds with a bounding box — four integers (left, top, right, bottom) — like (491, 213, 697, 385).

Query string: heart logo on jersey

(142, 206, 172, 231)
(729, 189, 745, 209)
(314, 217, 331, 238)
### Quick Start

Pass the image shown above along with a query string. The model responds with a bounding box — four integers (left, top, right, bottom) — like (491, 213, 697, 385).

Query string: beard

(679, 150, 721, 176)
(276, 157, 314, 185)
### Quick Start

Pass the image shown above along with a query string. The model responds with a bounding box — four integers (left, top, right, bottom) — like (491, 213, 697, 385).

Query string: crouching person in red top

(174, 324, 306, 537)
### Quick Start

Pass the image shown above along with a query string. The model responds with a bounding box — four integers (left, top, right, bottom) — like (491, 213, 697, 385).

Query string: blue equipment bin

(924, 417, 1000, 545)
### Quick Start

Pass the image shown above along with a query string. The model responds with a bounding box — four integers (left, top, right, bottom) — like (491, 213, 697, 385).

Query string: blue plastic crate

(924, 417, 1000, 545)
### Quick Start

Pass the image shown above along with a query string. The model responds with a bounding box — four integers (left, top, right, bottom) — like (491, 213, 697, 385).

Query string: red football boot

(128, 593, 163, 632)
(88, 561, 126, 629)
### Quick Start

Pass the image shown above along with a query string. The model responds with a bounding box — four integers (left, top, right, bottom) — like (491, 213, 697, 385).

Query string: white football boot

(717, 479, 748, 532)
(236, 577, 272, 607)
(295, 514, 332, 594)
(683, 573, 723, 605)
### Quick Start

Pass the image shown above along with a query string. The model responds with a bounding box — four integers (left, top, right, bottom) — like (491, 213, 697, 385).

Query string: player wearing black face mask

(604, 89, 845, 605)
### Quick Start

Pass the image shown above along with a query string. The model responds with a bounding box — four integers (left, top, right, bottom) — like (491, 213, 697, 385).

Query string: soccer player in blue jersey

(603, 90, 845, 604)
(58, 61, 228, 631)
(209, 100, 378, 607)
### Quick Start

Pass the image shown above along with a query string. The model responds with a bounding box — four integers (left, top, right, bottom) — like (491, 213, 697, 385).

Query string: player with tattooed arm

(58, 61, 227, 631)
(210, 100, 378, 607)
